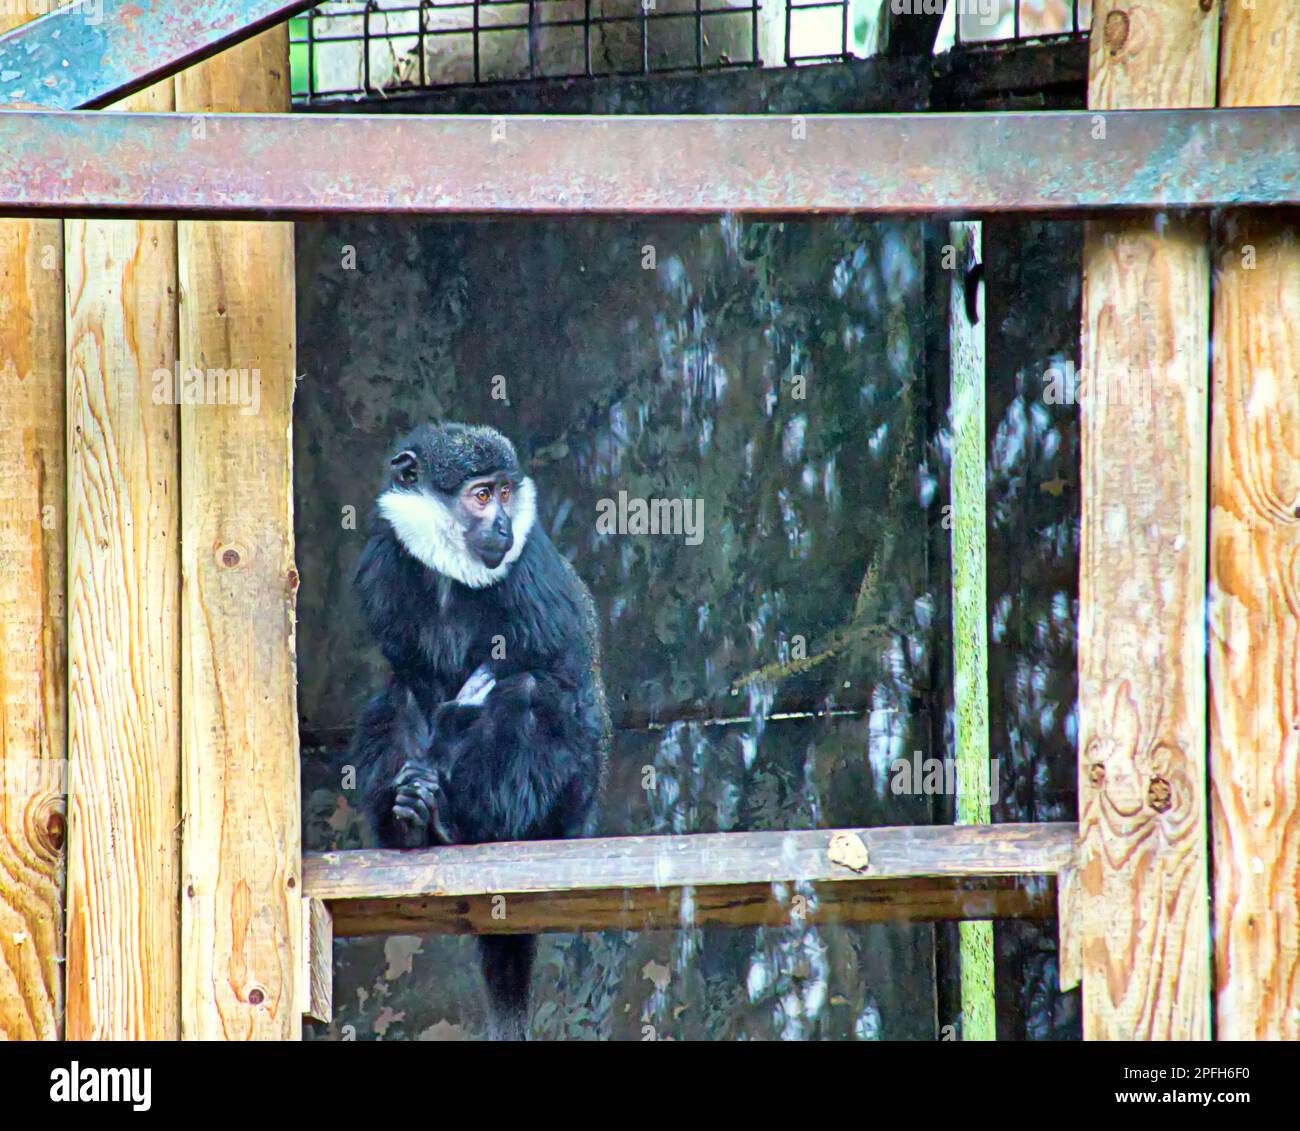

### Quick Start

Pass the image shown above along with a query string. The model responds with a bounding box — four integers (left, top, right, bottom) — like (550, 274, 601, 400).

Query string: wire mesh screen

(783, 0, 849, 65)
(290, 0, 769, 100)
(936, 0, 1092, 49)
(288, 0, 1088, 101)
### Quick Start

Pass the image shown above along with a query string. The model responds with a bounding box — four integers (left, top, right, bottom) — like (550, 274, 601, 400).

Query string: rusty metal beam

(0, 0, 315, 110)
(1, 108, 1296, 218)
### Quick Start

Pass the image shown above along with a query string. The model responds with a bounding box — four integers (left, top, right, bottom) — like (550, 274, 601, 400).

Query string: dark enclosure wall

(296, 212, 944, 1040)
(292, 53, 1086, 1042)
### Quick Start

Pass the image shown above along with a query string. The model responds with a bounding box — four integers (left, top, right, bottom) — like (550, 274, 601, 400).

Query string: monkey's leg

(437, 672, 593, 844)
(552, 768, 602, 840)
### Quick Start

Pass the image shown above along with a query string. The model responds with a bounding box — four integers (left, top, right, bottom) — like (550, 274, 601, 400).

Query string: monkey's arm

(354, 681, 457, 848)
(355, 528, 462, 692)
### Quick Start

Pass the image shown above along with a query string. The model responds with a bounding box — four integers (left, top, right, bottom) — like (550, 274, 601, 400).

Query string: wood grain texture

(328, 877, 1058, 939)
(175, 28, 301, 1041)
(301, 897, 331, 1024)
(1078, 0, 1216, 1040)
(63, 78, 182, 1040)
(0, 8, 67, 1042)
(307, 823, 1077, 899)
(1057, 864, 1081, 993)
(307, 823, 1076, 939)
(1218, 0, 1300, 110)
(1087, 0, 1220, 109)
(1210, 0, 1300, 1041)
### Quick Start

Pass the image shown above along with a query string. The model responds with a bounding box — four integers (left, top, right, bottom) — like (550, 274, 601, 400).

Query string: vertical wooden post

(63, 78, 183, 1040)
(0, 10, 67, 1042)
(948, 221, 995, 1041)
(1077, 0, 1217, 1039)
(174, 30, 302, 1040)
(1210, 0, 1300, 1041)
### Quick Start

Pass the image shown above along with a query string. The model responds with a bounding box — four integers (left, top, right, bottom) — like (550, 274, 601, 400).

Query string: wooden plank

(307, 824, 1076, 899)
(329, 877, 1058, 938)
(1057, 864, 1081, 994)
(0, 8, 67, 1043)
(1210, 0, 1300, 1042)
(175, 28, 301, 1041)
(1077, 0, 1217, 1040)
(306, 823, 1076, 937)
(63, 79, 182, 1042)
(949, 220, 995, 1041)
(301, 897, 332, 1024)
(63, 79, 182, 1045)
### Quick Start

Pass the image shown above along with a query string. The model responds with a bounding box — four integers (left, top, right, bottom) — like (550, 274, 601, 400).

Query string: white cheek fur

(378, 477, 536, 589)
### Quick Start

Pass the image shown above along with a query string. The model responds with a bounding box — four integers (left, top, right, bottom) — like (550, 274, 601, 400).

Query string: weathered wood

(1086, 0, 1219, 110)
(306, 823, 1075, 937)
(301, 897, 332, 1024)
(63, 79, 181, 1042)
(308, 823, 1076, 898)
(1077, 0, 1217, 1039)
(329, 877, 1057, 938)
(1056, 864, 1081, 994)
(0, 8, 67, 1042)
(175, 28, 301, 1041)
(1210, 0, 1300, 1042)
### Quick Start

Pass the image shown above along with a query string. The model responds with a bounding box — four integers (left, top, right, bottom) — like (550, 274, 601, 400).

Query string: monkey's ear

(390, 449, 420, 485)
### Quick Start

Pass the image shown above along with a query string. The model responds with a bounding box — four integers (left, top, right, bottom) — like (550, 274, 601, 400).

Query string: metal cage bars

(288, 0, 766, 101)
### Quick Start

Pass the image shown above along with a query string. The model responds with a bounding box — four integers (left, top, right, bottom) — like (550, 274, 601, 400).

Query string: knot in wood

(1088, 763, 1106, 788)
(32, 795, 66, 856)
(1147, 775, 1172, 812)
(1103, 10, 1130, 54)
(215, 541, 250, 569)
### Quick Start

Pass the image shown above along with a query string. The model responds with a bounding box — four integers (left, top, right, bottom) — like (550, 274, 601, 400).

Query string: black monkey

(351, 422, 609, 1040)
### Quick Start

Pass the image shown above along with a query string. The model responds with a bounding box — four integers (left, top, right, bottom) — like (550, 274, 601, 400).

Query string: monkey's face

(380, 442, 536, 588)
(455, 472, 516, 570)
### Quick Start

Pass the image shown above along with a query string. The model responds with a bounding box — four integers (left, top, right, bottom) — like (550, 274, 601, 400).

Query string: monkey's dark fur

(352, 423, 609, 1040)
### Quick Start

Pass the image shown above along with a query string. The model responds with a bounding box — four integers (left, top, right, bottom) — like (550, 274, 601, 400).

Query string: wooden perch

(304, 822, 1077, 937)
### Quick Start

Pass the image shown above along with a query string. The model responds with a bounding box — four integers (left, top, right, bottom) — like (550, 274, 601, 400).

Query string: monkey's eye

(398, 467, 418, 486)
(474, 486, 493, 506)
(500, 484, 512, 503)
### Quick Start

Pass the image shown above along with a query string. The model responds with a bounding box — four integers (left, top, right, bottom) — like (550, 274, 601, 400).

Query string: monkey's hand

(430, 664, 495, 738)
(391, 760, 454, 847)
(456, 663, 496, 707)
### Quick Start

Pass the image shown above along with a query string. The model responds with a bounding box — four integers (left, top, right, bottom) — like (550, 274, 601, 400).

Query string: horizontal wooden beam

(0, 0, 317, 110)
(305, 822, 1077, 937)
(0, 110, 1297, 218)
